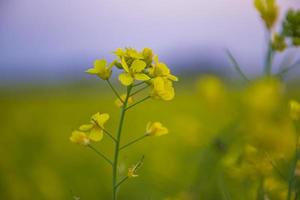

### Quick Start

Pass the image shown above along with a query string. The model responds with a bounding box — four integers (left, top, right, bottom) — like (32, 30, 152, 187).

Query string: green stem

(102, 129, 117, 143)
(130, 85, 149, 97)
(88, 145, 113, 166)
(132, 81, 146, 87)
(264, 33, 274, 76)
(125, 96, 151, 111)
(107, 80, 124, 103)
(114, 176, 129, 189)
(120, 135, 148, 151)
(112, 86, 132, 200)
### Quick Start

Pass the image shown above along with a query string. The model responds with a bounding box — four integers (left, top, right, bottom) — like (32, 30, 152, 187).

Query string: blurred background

(1, 0, 300, 199)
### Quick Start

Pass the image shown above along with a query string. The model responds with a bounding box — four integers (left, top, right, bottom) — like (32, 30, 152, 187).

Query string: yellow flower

(289, 100, 300, 120)
(70, 131, 90, 146)
(146, 122, 168, 136)
(254, 0, 278, 29)
(149, 56, 178, 81)
(118, 58, 150, 86)
(142, 48, 154, 65)
(150, 77, 175, 101)
(86, 59, 112, 80)
(70, 112, 110, 145)
(115, 94, 134, 108)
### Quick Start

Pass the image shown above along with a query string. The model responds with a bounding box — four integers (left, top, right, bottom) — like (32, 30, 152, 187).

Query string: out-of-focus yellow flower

(150, 77, 175, 101)
(86, 59, 112, 80)
(146, 122, 168, 136)
(118, 59, 150, 86)
(243, 78, 282, 115)
(149, 56, 178, 81)
(295, 160, 300, 176)
(196, 75, 227, 108)
(114, 94, 134, 108)
(70, 131, 90, 146)
(289, 100, 300, 120)
(264, 177, 287, 200)
(254, 0, 279, 29)
(70, 112, 110, 145)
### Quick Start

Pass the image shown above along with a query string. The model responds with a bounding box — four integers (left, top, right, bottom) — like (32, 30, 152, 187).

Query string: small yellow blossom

(118, 58, 150, 86)
(150, 77, 175, 101)
(114, 48, 143, 60)
(70, 112, 110, 145)
(289, 100, 300, 120)
(115, 94, 134, 108)
(86, 59, 112, 80)
(149, 56, 178, 81)
(70, 131, 90, 146)
(254, 0, 278, 29)
(146, 122, 168, 136)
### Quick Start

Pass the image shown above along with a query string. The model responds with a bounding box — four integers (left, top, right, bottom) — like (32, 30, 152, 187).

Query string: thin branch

(91, 119, 117, 142)
(132, 81, 147, 87)
(107, 80, 124, 103)
(88, 145, 113, 166)
(225, 49, 250, 82)
(130, 85, 150, 97)
(120, 135, 148, 150)
(125, 96, 151, 111)
(114, 176, 129, 189)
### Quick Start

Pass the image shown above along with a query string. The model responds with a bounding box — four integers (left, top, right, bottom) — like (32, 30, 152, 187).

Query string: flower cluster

(86, 47, 178, 101)
(70, 112, 110, 146)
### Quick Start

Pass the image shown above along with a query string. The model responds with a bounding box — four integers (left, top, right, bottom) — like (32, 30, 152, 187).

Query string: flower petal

(134, 73, 150, 81)
(119, 73, 134, 86)
(121, 58, 130, 72)
(85, 68, 99, 75)
(89, 128, 103, 142)
(94, 60, 107, 70)
(131, 60, 146, 72)
(79, 124, 94, 131)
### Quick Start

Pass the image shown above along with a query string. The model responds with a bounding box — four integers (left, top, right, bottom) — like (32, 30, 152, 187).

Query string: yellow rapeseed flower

(150, 77, 175, 101)
(145, 122, 168, 136)
(86, 59, 112, 80)
(289, 100, 300, 120)
(70, 112, 110, 145)
(149, 56, 178, 81)
(115, 94, 134, 108)
(70, 130, 90, 146)
(118, 58, 150, 86)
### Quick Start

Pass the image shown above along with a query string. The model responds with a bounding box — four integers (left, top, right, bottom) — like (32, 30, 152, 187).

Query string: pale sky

(0, 0, 299, 82)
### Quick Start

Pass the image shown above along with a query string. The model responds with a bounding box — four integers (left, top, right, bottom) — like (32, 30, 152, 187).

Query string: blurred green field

(1, 76, 300, 200)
